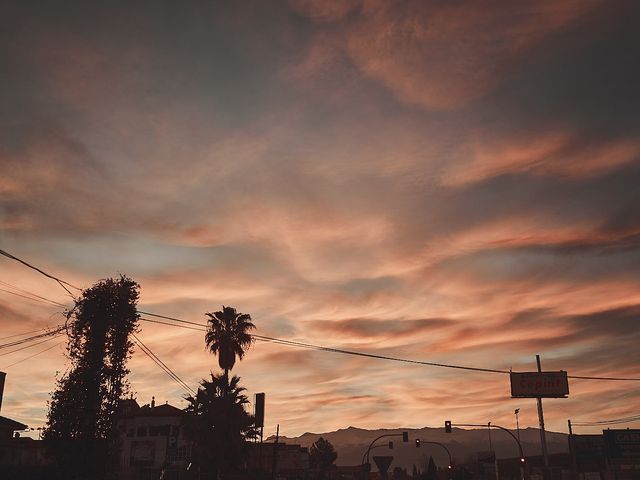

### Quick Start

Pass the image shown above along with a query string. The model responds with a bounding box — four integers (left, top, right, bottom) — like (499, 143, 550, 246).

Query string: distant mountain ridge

(268, 426, 568, 471)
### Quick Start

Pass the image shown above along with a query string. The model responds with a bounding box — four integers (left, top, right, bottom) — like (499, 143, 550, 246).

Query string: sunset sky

(1, 0, 640, 439)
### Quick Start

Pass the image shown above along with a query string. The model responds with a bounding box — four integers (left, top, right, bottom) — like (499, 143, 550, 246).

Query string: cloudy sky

(1, 0, 640, 438)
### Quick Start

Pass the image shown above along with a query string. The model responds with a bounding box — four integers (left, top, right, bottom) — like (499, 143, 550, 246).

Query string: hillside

(269, 426, 568, 472)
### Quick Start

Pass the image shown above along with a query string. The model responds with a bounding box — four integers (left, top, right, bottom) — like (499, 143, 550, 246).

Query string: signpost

(373, 455, 393, 480)
(510, 356, 570, 480)
(510, 371, 569, 398)
(603, 429, 640, 459)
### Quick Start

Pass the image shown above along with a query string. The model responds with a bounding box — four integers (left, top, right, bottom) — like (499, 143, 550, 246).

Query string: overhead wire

(132, 333, 195, 396)
(3, 247, 640, 382)
(139, 317, 640, 381)
(0, 325, 63, 342)
(572, 413, 640, 426)
(0, 279, 68, 307)
(0, 327, 66, 350)
(0, 287, 67, 308)
(0, 248, 81, 297)
(0, 334, 65, 358)
(1, 341, 64, 369)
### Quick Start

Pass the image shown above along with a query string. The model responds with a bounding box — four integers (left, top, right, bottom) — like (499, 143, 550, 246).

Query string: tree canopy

(205, 306, 255, 374)
(44, 275, 140, 479)
(183, 373, 257, 479)
(309, 436, 337, 478)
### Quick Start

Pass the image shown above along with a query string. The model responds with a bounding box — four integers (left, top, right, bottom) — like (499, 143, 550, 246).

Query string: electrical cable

(0, 248, 80, 296)
(0, 326, 62, 342)
(0, 287, 66, 308)
(132, 333, 195, 395)
(1, 341, 64, 369)
(139, 317, 508, 373)
(138, 317, 640, 381)
(2, 247, 640, 382)
(0, 279, 68, 307)
(0, 327, 65, 350)
(0, 334, 64, 357)
(572, 414, 640, 426)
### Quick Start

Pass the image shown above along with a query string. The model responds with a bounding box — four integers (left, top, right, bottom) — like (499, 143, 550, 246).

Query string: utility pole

(488, 422, 499, 480)
(271, 424, 279, 480)
(536, 355, 550, 479)
(568, 419, 577, 480)
(515, 409, 521, 444)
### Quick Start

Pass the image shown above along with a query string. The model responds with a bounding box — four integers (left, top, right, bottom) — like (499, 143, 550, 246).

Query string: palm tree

(183, 373, 258, 478)
(205, 306, 255, 376)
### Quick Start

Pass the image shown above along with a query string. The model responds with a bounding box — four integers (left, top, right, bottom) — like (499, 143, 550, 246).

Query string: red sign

(510, 371, 569, 398)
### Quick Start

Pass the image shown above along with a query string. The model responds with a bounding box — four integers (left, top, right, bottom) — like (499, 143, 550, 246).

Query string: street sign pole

(536, 355, 550, 478)
(567, 419, 578, 480)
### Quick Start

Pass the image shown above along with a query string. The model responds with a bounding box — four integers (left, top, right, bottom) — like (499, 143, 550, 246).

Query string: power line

(0, 325, 62, 342)
(0, 327, 65, 350)
(138, 317, 640, 381)
(572, 413, 640, 426)
(132, 333, 195, 395)
(0, 248, 81, 296)
(139, 317, 507, 374)
(0, 287, 67, 308)
(0, 334, 64, 358)
(3, 247, 640, 382)
(2, 341, 64, 369)
(0, 279, 68, 307)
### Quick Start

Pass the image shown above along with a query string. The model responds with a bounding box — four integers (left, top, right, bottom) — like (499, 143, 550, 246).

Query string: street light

(361, 433, 407, 465)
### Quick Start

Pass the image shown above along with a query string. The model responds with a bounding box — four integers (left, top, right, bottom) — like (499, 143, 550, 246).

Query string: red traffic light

(445, 420, 452, 433)
(415, 439, 421, 448)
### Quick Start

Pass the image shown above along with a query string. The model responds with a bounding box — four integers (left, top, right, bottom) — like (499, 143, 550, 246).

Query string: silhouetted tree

(309, 436, 338, 479)
(453, 466, 473, 480)
(44, 276, 140, 480)
(425, 456, 438, 480)
(416, 455, 439, 480)
(183, 373, 257, 479)
(205, 306, 255, 376)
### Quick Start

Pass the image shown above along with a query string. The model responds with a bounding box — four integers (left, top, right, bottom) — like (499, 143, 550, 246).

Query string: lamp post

(452, 422, 526, 480)
(415, 440, 454, 479)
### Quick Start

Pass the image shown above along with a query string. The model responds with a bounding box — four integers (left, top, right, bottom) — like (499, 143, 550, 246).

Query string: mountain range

(269, 426, 569, 472)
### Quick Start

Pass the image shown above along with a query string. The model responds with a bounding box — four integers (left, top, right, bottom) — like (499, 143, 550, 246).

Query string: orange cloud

(295, 0, 604, 110)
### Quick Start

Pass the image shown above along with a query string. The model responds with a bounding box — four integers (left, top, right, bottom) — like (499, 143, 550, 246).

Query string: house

(116, 397, 191, 480)
(246, 441, 310, 479)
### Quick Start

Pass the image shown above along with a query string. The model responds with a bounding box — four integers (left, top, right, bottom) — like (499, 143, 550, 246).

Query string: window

(149, 425, 170, 436)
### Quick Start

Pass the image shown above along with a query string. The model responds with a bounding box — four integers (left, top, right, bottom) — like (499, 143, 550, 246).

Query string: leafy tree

(205, 306, 255, 375)
(44, 276, 140, 479)
(309, 436, 337, 479)
(183, 373, 257, 479)
(424, 456, 438, 480)
(416, 455, 439, 480)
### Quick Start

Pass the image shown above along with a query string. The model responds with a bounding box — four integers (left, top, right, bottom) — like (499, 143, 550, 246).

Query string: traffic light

(520, 457, 525, 463)
(388, 441, 394, 449)
(415, 439, 421, 448)
(445, 420, 452, 433)
(402, 431, 409, 442)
